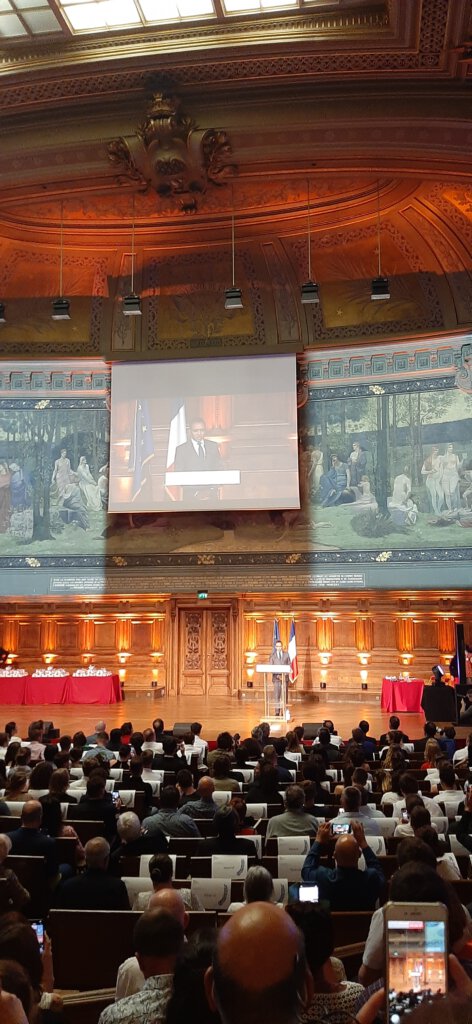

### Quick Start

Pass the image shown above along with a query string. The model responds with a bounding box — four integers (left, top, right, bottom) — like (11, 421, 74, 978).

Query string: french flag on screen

(166, 399, 187, 500)
(289, 619, 299, 684)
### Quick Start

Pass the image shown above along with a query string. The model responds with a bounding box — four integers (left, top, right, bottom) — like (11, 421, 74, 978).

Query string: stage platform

(2, 694, 466, 743)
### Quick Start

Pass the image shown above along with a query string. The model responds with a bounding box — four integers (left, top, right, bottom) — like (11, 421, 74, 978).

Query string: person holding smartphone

(300, 819, 384, 911)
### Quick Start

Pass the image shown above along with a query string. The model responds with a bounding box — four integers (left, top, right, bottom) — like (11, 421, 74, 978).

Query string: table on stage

(381, 676, 424, 713)
(0, 674, 122, 705)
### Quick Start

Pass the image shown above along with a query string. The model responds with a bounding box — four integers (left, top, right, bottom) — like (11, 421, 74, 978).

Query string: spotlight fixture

(371, 182, 389, 300)
(224, 201, 243, 309)
(0, 302, 5, 324)
(52, 202, 70, 320)
(301, 179, 320, 304)
(123, 195, 142, 316)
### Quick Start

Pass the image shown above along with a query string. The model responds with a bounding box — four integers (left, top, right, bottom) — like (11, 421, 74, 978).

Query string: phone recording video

(30, 920, 44, 954)
(385, 902, 448, 1022)
(299, 884, 319, 903)
(401, 809, 410, 824)
(331, 821, 351, 835)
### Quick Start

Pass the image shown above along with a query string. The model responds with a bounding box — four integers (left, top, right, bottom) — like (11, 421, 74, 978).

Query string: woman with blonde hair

(5, 770, 29, 802)
(421, 739, 443, 770)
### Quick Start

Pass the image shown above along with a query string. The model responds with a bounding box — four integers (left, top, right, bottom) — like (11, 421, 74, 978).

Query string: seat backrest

(7, 854, 47, 916)
(191, 877, 231, 910)
(48, 910, 141, 989)
(449, 834, 471, 855)
(276, 835, 312, 856)
(0, 814, 19, 833)
(331, 911, 374, 947)
(122, 875, 153, 906)
(246, 803, 267, 818)
(363, 835, 386, 856)
(211, 854, 249, 879)
(67, 820, 105, 844)
(212, 791, 231, 808)
(139, 852, 177, 877)
(236, 833, 262, 858)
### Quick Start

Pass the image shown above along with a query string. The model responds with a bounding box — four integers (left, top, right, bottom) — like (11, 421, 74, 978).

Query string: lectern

(256, 663, 291, 727)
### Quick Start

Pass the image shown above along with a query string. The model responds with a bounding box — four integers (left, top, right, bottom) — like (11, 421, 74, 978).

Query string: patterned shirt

(99, 974, 173, 1024)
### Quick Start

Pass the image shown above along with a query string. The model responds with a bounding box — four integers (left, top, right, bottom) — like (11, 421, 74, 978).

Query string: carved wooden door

(178, 607, 231, 696)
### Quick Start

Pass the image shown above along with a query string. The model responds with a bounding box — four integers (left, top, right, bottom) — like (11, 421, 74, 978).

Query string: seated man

(115, 888, 188, 1000)
(73, 775, 118, 840)
(82, 731, 116, 763)
(8, 800, 59, 884)
(392, 772, 444, 819)
(142, 786, 200, 838)
(199, 806, 258, 858)
(432, 763, 465, 817)
(333, 786, 381, 836)
(99, 908, 184, 1024)
(379, 715, 409, 747)
(301, 820, 384, 911)
(181, 776, 217, 819)
(55, 837, 129, 910)
(266, 785, 319, 839)
(456, 786, 472, 852)
(110, 811, 167, 867)
(152, 735, 187, 774)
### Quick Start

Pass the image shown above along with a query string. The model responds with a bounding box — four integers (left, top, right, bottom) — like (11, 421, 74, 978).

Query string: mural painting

(0, 342, 472, 592)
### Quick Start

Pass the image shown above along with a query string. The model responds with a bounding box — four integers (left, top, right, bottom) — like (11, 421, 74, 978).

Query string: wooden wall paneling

(416, 619, 439, 653)
(41, 617, 56, 654)
(93, 620, 116, 652)
(333, 619, 356, 649)
(374, 618, 396, 650)
(56, 619, 80, 654)
(1, 617, 19, 655)
(130, 619, 153, 653)
(18, 619, 42, 653)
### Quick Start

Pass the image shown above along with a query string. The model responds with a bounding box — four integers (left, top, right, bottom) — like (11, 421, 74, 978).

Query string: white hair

(117, 810, 141, 842)
(0, 833, 12, 863)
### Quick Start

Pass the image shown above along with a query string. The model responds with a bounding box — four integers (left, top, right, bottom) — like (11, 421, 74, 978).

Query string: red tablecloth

(381, 677, 424, 713)
(0, 674, 121, 705)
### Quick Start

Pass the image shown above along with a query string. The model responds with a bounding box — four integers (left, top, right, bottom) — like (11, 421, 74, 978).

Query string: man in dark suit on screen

(174, 418, 223, 500)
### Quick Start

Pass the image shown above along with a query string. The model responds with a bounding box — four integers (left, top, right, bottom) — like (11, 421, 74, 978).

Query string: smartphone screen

(299, 884, 319, 903)
(331, 821, 351, 835)
(401, 809, 409, 824)
(30, 920, 44, 954)
(111, 791, 119, 804)
(386, 911, 447, 1022)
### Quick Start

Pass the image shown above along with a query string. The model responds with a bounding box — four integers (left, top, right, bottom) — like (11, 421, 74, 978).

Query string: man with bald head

(115, 887, 189, 999)
(205, 902, 313, 1024)
(181, 776, 217, 819)
(301, 820, 384, 910)
(8, 800, 59, 882)
(55, 836, 129, 909)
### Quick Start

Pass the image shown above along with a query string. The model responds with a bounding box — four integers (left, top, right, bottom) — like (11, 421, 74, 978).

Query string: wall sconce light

(43, 653, 57, 665)
(319, 652, 332, 666)
(118, 667, 126, 682)
(118, 651, 131, 665)
(357, 652, 370, 666)
(360, 669, 368, 682)
(247, 667, 254, 678)
(400, 653, 413, 666)
(81, 653, 93, 664)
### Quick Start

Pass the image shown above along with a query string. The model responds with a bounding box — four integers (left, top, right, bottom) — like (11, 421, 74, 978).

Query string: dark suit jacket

(54, 868, 129, 910)
(73, 798, 117, 839)
(174, 439, 222, 472)
(8, 827, 58, 879)
(198, 836, 258, 860)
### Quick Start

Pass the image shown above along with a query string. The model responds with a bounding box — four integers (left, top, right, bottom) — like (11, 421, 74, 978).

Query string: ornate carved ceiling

(0, 0, 471, 357)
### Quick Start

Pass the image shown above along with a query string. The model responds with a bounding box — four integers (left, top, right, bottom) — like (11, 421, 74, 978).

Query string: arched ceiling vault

(0, 0, 471, 358)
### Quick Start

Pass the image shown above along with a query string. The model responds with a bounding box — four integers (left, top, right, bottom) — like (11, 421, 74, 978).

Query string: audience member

(198, 806, 258, 857)
(165, 928, 219, 1024)
(379, 715, 409, 746)
(333, 786, 381, 835)
(152, 736, 187, 774)
(301, 820, 384, 910)
(211, 755, 240, 792)
(99, 909, 184, 1024)
(132, 852, 202, 913)
(5, 770, 29, 802)
(286, 902, 364, 1022)
(432, 763, 464, 816)
(110, 810, 167, 866)
(245, 763, 283, 808)
(175, 768, 196, 805)
(142, 786, 200, 837)
(205, 902, 313, 1024)
(181, 777, 217, 819)
(8, 801, 59, 882)
(55, 836, 129, 909)
(207, 732, 234, 769)
(315, 728, 342, 763)
(0, 835, 30, 910)
(73, 775, 118, 839)
(82, 731, 116, 763)
(116, 888, 189, 999)
(262, 744, 293, 783)
(266, 785, 319, 839)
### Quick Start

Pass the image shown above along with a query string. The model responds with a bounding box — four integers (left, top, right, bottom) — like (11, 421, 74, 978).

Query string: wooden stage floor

(3, 694, 465, 742)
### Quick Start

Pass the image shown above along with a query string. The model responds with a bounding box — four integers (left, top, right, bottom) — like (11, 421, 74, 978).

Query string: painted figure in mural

(421, 446, 443, 515)
(97, 464, 109, 510)
(61, 474, 89, 530)
(51, 448, 73, 499)
(439, 443, 462, 512)
(352, 475, 378, 511)
(299, 445, 323, 507)
(76, 456, 102, 511)
(387, 468, 418, 527)
(0, 462, 11, 533)
(347, 441, 367, 487)
(318, 455, 352, 507)
(9, 464, 27, 511)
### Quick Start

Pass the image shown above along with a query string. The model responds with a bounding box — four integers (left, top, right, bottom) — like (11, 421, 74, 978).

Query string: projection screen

(109, 355, 300, 513)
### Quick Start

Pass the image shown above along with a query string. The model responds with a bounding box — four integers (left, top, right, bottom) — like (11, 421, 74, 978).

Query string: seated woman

(416, 824, 462, 881)
(286, 902, 364, 1022)
(27, 761, 54, 796)
(245, 763, 284, 809)
(4, 770, 29, 802)
(211, 755, 240, 793)
(421, 739, 443, 770)
(39, 792, 85, 868)
(132, 852, 202, 911)
(227, 864, 275, 913)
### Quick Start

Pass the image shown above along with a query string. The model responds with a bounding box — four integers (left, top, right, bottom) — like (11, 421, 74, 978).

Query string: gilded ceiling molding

(107, 85, 235, 212)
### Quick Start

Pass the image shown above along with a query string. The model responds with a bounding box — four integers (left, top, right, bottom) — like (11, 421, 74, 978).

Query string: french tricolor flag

(165, 399, 186, 500)
(289, 619, 299, 684)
